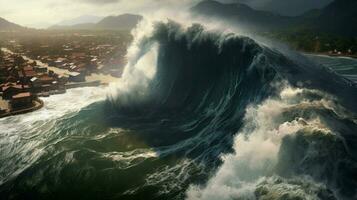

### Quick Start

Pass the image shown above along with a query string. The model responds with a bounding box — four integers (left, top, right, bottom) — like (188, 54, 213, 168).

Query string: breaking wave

(187, 86, 357, 200)
(109, 21, 357, 199)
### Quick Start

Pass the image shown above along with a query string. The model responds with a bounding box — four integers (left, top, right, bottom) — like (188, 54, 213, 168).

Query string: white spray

(186, 85, 338, 200)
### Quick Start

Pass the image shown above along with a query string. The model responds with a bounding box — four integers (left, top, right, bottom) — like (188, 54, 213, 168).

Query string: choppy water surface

(307, 54, 357, 83)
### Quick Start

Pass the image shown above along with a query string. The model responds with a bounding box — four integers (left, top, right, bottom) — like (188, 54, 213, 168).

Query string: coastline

(303, 52, 357, 60)
(0, 98, 44, 118)
(0, 48, 118, 118)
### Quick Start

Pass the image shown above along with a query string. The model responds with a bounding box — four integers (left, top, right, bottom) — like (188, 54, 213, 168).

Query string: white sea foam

(0, 87, 108, 185)
(186, 86, 335, 200)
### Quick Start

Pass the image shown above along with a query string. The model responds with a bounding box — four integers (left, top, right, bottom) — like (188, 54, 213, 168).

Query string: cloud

(74, 0, 200, 7)
(76, 0, 120, 5)
(0, 0, 200, 27)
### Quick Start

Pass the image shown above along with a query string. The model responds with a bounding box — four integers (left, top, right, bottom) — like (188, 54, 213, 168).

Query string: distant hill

(235, 0, 333, 17)
(56, 15, 103, 26)
(191, 0, 299, 32)
(49, 14, 143, 31)
(0, 17, 26, 31)
(96, 14, 143, 30)
(49, 23, 96, 30)
(308, 0, 357, 36)
(191, 0, 357, 36)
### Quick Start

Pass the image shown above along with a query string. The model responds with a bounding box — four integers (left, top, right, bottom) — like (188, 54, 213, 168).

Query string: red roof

(2, 84, 29, 92)
(24, 70, 37, 77)
(23, 66, 34, 71)
(2, 85, 22, 91)
(39, 75, 54, 82)
(0, 82, 14, 87)
(12, 92, 32, 99)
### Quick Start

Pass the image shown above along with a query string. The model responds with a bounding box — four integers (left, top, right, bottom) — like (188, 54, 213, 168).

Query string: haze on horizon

(0, 0, 333, 28)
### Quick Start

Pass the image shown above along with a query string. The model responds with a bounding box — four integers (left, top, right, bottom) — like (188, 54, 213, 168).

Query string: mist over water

(1, 13, 357, 200)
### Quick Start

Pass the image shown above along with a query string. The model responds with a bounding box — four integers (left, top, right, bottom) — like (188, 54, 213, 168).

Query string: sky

(0, 0, 333, 28)
(0, 0, 200, 28)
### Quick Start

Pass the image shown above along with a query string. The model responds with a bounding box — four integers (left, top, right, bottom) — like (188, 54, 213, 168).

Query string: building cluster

(6, 32, 130, 78)
(0, 31, 132, 116)
(0, 51, 65, 113)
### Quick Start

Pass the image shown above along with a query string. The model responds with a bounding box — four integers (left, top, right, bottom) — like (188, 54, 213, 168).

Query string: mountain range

(49, 14, 143, 31)
(191, 0, 357, 36)
(0, 14, 143, 32)
(0, 17, 26, 31)
(56, 15, 104, 26)
(233, 0, 333, 17)
(0, 0, 355, 36)
(310, 0, 357, 36)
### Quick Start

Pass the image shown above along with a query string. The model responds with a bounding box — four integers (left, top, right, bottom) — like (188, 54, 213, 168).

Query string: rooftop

(2, 84, 25, 91)
(24, 70, 37, 77)
(23, 66, 34, 71)
(12, 92, 32, 99)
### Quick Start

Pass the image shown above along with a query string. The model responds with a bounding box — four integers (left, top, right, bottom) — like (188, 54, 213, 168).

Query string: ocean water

(0, 22, 356, 200)
(307, 54, 357, 83)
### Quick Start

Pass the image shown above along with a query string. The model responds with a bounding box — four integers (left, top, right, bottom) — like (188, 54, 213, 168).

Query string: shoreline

(303, 52, 357, 60)
(0, 84, 108, 119)
(0, 48, 118, 118)
(0, 98, 44, 119)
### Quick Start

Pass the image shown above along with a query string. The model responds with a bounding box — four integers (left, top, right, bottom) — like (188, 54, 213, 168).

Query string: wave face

(1, 21, 357, 200)
(110, 22, 279, 113)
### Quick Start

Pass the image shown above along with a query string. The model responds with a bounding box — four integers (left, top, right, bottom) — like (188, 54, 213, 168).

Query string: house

(58, 75, 68, 84)
(51, 81, 60, 90)
(1, 84, 24, 99)
(69, 65, 78, 71)
(61, 63, 69, 69)
(38, 74, 55, 85)
(35, 66, 47, 73)
(41, 84, 52, 92)
(23, 66, 34, 72)
(29, 61, 37, 67)
(68, 72, 85, 82)
(54, 58, 66, 67)
(30, 77, 42, 88)
(24, 70, 37, 79)
(48, 70, 55, 77)
(10, 92, 33, 109)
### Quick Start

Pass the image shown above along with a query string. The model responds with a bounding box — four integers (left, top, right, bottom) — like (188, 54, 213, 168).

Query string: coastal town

(0, 30, 132, 118)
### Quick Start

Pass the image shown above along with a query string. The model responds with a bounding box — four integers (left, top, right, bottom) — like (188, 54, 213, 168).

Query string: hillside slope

(49, 14, 143, 31)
